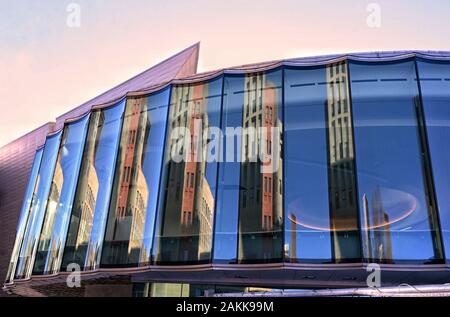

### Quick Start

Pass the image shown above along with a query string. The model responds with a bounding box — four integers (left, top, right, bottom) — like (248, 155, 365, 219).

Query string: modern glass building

(2, 45, 450, 296)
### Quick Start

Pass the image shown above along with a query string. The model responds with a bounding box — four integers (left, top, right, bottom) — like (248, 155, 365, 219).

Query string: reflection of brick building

(104, 97, 150, 264)
(60, 112, 101, 269)
(40, 162, 63, 246)
(238, 74, 283, 262)
(129, 169, 149, 254)
(5, 47, 450, 296)
(33, 160, 64, 273)
(198, 177, 214, 257)
(75, 166, 98, 249)
(326, 63, 360, 261)
(75, 113, 101, 251)
(118, 98, 151, 259)
(157, 84, 214, 263)
(43, 162, 64, 242)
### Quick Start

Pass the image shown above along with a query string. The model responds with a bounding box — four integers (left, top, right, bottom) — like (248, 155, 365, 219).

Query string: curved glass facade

(33, 114, 90, 275)
(284, 63, 360, 263)
(15, 131, 62, 279)
(5, 148, 43, 283)
(6, 53, 450, 283)
(213, 70, 283, 264)
(61, 100, 126, 271)
(102, 88, 171, 267)
(350, 60, 443, 263)
(417, 59, 450, 261)
(153, 79, 222, 265)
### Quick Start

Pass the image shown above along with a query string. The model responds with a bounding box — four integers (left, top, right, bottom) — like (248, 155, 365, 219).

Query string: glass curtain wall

(10, 57, 450, 278)
(32, 114, 90, 275)
(14, 131, 62, 279)
(101, 88, 170, 267)
(213, 70, 283, 264)
(153, 78, 222, 264)
(5, 148, 43, 282)
(417, 59, 450, 261)
(284, 64, 361, 263)
(349, 60, 444, 263)
(61, 100, 125, 270)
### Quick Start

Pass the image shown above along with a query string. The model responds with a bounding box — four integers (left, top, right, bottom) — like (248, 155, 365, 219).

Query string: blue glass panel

(349, 60, 443, 263)
(213, 75, 243, 263)
(284, 65, 361, 263)
(140, 88, 171, 264)
(61, 99, 125, 271)
(213, 70, 283, 264)
(284, 67, 331, 262)
(33, 114, 90, 275)
(417, 59, 450, 260)
(101, 88, 170, 267)
(15, 131, 62, 279)
(5, 148, 43, 282)
(153, 79, 222, 264)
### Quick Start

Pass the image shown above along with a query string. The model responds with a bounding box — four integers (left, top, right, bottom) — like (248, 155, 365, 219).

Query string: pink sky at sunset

(1, 0, 449, 147)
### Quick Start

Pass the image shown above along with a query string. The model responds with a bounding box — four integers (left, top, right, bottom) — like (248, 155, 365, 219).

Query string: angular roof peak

(55, 43, 200, 128)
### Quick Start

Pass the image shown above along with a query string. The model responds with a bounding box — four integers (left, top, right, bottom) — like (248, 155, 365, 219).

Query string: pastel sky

(1, 0, 449, 147)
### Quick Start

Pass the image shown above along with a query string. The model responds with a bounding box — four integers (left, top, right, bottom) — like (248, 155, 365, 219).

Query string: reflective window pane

(284, 64, 361, 263)
(102, 88, 170, 267)
(214, 70, 283, 264)
(61, 100, 125, 270)
(15, 131, 62, 279)
(350, 60, 443, 263)
(212, 75, 242, 263)
(153, 79, 222, 264)
(5, 148, 43, 282)
(417, 59, 450, 260)
(33, 114, 90, 275)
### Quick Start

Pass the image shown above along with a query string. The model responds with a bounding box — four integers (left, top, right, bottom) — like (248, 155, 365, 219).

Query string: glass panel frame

(284, 64, 362, 264)
(61, 99, 126, 271)
(153, 78, 223, 265)
(417, 58, 450, 261)
(5, 148, 43, 283)
(101, 88, 171, 267)
(213, 69, 284, 264)
(9, 57, 450, 277)
(32, 113, 90, 275)
(14, 131, 63, 279)
(349, 59, 444, 264)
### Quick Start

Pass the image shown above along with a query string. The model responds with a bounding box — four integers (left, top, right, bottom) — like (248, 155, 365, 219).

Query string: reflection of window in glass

(153, 79, 222, 264)
(327, 63, 361, 262)
(33, 115, 90, 275)
(284, 65, 360, 263)
(190, 173, 194, 188)
(101, 90, 170, 267)
(15, 131, 62, 279)
(228, 71, 283, 264)
(350, 60, 443, 264)
(61, 100, 125, 270)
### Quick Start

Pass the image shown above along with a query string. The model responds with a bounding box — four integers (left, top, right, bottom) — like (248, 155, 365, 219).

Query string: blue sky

(0, 0, 449, 146)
